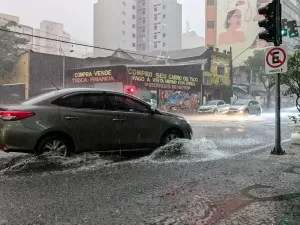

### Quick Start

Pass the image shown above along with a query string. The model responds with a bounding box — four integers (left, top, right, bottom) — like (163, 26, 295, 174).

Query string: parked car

(146, 99, 157, 108)
(227, 99, 262, 116)
(0, 88, 192, 157)
(198, 100, 230, 115)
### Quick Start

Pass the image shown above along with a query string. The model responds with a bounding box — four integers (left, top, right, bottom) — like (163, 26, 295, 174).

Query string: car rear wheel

(213, 109, 218, 115)
(160, 129, 182, 146)
(244, 109, 249, 116)
(36, 135, 73, 157)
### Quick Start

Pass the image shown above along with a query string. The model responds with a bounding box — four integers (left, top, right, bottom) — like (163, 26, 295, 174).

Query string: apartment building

(136, 0, 182, 53)
(94, 0, 137, 56)
(93, 0, 182, 56)
(0, 13, 71, 56)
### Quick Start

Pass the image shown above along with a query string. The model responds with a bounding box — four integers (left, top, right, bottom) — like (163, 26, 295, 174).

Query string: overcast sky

(0, 0, 205, 44)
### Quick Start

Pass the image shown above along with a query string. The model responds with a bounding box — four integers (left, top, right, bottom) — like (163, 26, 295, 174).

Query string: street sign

(265, 45, 288, 74)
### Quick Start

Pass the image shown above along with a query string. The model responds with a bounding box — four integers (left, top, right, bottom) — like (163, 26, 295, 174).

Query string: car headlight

(177, 116, 190, 124)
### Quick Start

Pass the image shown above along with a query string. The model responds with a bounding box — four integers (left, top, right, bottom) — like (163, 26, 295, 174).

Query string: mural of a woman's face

(236, 0, 245, 6)
(228, 10, 242, 29)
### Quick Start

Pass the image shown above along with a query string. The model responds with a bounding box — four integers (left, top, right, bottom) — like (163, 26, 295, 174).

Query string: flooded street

(0, 114, 297, 224)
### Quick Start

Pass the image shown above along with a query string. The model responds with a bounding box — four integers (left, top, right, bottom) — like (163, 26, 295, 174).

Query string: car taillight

(0, 111, 34, 121)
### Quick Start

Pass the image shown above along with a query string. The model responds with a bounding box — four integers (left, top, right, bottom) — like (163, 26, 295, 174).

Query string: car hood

(230, 105, 246, 110)
(199, 105, 214, 109)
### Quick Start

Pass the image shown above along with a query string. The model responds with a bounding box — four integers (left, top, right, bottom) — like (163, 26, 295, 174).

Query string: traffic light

(287, 20, 299, 38)
(124, 85, 136, 95)
(281, 19, 288, 37)
(257, 1, 276, 42)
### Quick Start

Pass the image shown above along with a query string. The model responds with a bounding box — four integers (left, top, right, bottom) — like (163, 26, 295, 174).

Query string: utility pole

(59, 45, 65, 89)
(257, 0, 285, 155)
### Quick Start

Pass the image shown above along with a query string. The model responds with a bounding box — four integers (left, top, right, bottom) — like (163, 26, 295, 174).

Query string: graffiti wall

(159, 90, 199, 112)
(216, 0, 273, 65)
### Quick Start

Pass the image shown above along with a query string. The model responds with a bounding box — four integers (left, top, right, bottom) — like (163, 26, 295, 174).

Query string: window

(142, 28, 145, 32)
(132, 43, 136, 47)
(163, 4, 166, 9)
(207, 21, 214, 29)
(142, 10, 145, 15)
(163, 14, 166, 19)
(132, 33, 136, 38)
(132, 15, 136, 19)
(106, 94, 149, 113)
(132, 5, 136, 9)
(217, 64, 225, 75)
(122, 11, 126, 16)
(82, 94, 106, 110)
(218, 101, 224, 106)
(58, 94, 83, 108)
(163, 33, 166, 38)
(132, 24, 136, 28)
(154, 24, 157, 30)
(122, 1, 126, 6)
(122, 30, 126, 35)
(154, 43, 158, 48)
(163, 43, 166, 47)
(122, 21, 125, 25)
(142, 19, 145, 24)
(154, 6, 157, 12)
(154, 15, 157, 20)
(154, 34, 157, 39)
(207, 0, 214, 5)
(142, 2, 146, 7)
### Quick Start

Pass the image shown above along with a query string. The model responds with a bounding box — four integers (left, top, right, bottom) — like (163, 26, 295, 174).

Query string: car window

(59, 94, 84, 108)
(218, 101, 224, 105)
(82, 93, 106, 110)
(106, 94, 149, 113)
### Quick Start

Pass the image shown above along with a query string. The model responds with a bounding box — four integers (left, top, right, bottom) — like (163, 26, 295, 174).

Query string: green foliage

(244, 50, 275, 108)
(0, 21, 29, 78)
(281, 48, 300, 112)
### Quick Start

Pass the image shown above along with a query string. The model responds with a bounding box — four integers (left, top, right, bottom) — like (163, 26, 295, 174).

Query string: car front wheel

(160, 129, 182, 146)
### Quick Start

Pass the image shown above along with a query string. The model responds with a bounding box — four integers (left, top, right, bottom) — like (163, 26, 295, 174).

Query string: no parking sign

(265, 46, 288, 74)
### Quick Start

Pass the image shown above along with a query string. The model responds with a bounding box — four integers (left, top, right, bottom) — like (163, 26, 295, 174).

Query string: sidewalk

(145, 144, 300, 225)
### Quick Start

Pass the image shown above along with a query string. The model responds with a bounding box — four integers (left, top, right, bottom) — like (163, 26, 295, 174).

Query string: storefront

(66, 63, 203, 112)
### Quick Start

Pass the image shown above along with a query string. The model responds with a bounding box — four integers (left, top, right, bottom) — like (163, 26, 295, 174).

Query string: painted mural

(216, 0, 273, 65)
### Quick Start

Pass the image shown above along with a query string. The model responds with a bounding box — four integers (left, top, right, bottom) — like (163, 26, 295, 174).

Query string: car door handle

(64, 116, 79, 120)
(113, 118, 125, 122)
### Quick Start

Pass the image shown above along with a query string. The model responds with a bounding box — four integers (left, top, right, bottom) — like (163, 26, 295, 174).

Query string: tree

(0, 21, 29, 79)
(244, 50, 275, 108)
(281, 48, 300, 112)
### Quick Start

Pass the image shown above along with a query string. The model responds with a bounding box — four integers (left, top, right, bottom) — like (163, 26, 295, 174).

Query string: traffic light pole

(271, 0, 285, 155)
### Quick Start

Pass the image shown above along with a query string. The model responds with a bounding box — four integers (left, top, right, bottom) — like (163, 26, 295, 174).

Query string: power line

(0, 28, 162, 60)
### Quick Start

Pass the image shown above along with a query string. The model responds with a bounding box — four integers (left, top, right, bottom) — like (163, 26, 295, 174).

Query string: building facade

(93, 0, 182, 56)
(0, 13, 71, 56)
(94, 0, 138, 56)
(205, 0, 300, 66)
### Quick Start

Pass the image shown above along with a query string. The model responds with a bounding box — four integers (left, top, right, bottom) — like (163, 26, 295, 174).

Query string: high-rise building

(205, 0, 300, 66)
(94, 0, 138, 56)
(93, 0, 182, 56)
(136, 0, 182, 53)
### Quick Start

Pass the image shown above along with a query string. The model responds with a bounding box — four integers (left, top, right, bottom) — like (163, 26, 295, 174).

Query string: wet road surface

(0, 112, 297, 225)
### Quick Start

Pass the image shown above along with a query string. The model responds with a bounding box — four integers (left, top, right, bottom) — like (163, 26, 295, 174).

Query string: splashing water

(145, 138, 227, 164)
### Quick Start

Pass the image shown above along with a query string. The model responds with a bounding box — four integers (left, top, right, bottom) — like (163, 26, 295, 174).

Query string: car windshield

(205, 101, 218, 106)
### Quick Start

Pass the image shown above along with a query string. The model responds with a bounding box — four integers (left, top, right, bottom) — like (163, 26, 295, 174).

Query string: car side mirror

(150, 106, 156, 114)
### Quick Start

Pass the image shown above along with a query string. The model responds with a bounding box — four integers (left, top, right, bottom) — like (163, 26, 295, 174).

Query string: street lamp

(59, 46, 74, 89)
